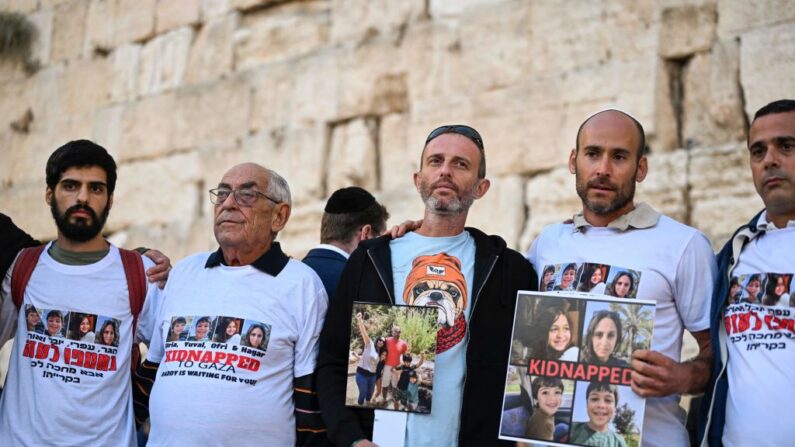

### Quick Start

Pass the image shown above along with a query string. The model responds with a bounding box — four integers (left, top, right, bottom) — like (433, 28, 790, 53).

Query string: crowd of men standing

(0, 98, 792, 447)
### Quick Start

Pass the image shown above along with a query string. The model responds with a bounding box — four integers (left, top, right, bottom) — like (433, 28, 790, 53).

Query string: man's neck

(55, 234, 108, 252)
(766, 210, 795, 229)
(581, 202, 635, 227)
(415, 210, 467, 237)
(222, 244, 271, 266)
(327, 240, 354, 255)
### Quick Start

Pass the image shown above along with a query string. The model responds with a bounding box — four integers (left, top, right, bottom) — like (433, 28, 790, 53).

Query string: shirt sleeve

(0, 254, 20, 349)
(135, 257, 164, 345)
(674, 231, 718, 332)
(294, 281, 329, 377)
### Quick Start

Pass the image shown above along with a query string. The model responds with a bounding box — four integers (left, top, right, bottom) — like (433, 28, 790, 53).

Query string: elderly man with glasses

(141, 163, 328, 446)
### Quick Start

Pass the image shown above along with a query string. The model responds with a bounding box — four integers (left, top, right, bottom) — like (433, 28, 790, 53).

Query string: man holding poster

(317, 125, 536, 447)
(528, 110, 717, 447)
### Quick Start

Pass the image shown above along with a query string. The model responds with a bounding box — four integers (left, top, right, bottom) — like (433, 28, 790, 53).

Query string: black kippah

(324, 187, 376, 214)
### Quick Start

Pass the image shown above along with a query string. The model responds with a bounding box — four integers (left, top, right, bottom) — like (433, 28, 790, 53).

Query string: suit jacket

(302, 247, 348, 301)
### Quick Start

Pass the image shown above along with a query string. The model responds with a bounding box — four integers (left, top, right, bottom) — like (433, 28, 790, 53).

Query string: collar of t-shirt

(47, 242, 110, 265)
(571, 202, 660, 232)
(755, 210, 795, 231)
(312, 243, 350, 259)
(204, 242, 289, 276)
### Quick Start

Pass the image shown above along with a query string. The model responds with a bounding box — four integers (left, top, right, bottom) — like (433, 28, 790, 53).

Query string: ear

(635, 156, 648, 183)
(473, 178, 491, 200)
(270, 203, 291, 233)
(568, 148, 577, 174)
(45, 187, 53, 206)
(359, 224, 373, 241)
(413, 171, 421, 192)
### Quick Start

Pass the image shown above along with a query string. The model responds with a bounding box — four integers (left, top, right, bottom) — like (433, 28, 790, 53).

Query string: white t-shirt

(0, 243, 160, 446)
(528, 215, 716, 447)
(722, 221, 795, 446)
(390, 231, 476, 447)
(145, 252, 327, 446)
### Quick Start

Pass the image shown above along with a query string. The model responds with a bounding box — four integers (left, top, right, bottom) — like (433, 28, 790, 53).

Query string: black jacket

(0, 213, 38, 279)
(316, 228, 537, 447)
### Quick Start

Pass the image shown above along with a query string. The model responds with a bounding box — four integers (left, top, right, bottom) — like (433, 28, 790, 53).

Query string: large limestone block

(51, 0, 87, 62)
(740, 23, 795, 119)
(0, 179, 54, 241)
(230, 0, 282, 11)
(60, 56, 114, 116)
(186, 13, 237, 85)
(278, 199, 325, 258)
(4, 0, 39, 13)
(634, 149, 688, 223)
(680, 41, 746, 148)
(379, 113, 416, 193)
(156, 0, 200, 33)
(112, 151, 201, 230)
(429, 0, 506, 17)
(329, 0, 425, 45)
(28, 7, 54, 66)
(114, 0, 156, 44)
(402, 21, 461, 105)
(467, 175, 526, 249)
(377, 187, 427, 232)
(240, 124, 326, 204)
(116, 92, 176, 161)
(326, 118, 379, 193)
(659, 2, 717, 58)
(518, 167, 580, 252)
(110, 43, 141, 102)
(91, 103, 125, 154)
(112, 218, 212, 264)
(84, 0, 116, 56)
(234, 0, 330, 70)
(138, 26, 193, 96)
(172, 78, 250, 149)
(717, 0, 795, 38)
(201, 0, 231, 19)
(689, 144, 762, 247)
(336, 37, 408, 120)
(247, 53, 338, 132)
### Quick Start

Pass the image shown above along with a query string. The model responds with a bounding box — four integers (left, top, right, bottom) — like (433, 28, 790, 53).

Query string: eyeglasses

(424, 124, 484, 150)
(208, 188, 279, 207)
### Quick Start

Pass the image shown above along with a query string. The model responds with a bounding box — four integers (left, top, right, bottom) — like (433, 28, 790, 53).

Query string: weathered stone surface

(233, 0, 330, 70)
(137, 26, 193, 96)
(0, 179, 54, 240)
(467, 175, 526, 248)
(5, 0, 39, 14)
(717, 0, 795, 38)
(429, 0, 502, 17)
(230, 0, 279, 11)
(740, 23, 795, 119)
(201, 0, 230, 19)
(635, 150, 688, 223)
(519, 167, 580, 252)
(110, 43, 141, 102)
(51, 0, 87, 62)
(329, 0, 425, 45)
(116, 92, 177, 160)
(689, 144, 762, 247)
(659, 2, 717, 58)
(156, 0, 200, 33)
(114, 0, 156, 44)
(326, 118, 379, 193)
(60, 56, 114, 116)
(186, 13, 237, 85)
(28, 7, 53, 66)
(83, 0, 116, 55)
(681, 41, 746, 148)
(279, 199, 325, 258)
(379, 113, 415, 192)
(172, 77, 250, 149)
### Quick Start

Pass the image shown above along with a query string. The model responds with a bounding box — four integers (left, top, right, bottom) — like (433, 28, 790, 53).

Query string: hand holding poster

(500, 292, 655, 447)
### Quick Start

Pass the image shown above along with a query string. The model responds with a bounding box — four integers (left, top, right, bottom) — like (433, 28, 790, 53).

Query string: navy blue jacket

(698, 211, 764, 446)
(303, 247, 348, 302)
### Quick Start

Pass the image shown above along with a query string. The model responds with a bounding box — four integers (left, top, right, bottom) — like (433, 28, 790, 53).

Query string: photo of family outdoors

(500, 292, 655, 447)
(345, 303, 438, 414)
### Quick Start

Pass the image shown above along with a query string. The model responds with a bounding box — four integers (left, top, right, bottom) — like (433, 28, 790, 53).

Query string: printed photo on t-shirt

(576, 263, 609, 294)
(66, 312, 98, 343)
(729, 272, 794, 307)
(212, 316, 243, 344)
(95, 316, 122, 347)
(543, 263, 581, 292)
(167, 316, 190, 342)
(187, 316, 214, 341)
(510, 295, 585, 366)
(239, 319, 271, 352)
(23, 304, 45, 334)
(499, 367, 574, 444)
(41, 308, 68, 338)
(603, 268, 641, 299)
(345, 302, 437, 414)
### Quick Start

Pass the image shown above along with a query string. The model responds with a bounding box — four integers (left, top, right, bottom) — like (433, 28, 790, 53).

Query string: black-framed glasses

(425, 124, 484, 150)
(209, 188, 279, 207)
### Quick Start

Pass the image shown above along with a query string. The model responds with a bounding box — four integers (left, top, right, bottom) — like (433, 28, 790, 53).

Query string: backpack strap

(119, 248, 147, 372)
(10, 245, 46, 310)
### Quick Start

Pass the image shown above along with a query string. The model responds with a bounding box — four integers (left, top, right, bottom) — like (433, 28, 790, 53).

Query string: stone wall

(1, 0, 793, 261)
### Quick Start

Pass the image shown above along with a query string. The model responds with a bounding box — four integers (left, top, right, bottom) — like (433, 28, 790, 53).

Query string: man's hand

(352, 440, 378, 447)
(142, 249, 171, 289)
(388, 219, 422, 238)
(631, 330, 712, 397)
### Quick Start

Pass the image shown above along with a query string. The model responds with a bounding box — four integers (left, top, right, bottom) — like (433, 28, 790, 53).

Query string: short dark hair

(531, 376, 564, 400)
(575, 109, 647, 160)
(46, 140, 117, 193)
(320, 201, 390, 244)
(402, 354, 412, 362)
(753, 99, 795, 122)
(585, 381, 619, 405)
(422, 124, 486, 179)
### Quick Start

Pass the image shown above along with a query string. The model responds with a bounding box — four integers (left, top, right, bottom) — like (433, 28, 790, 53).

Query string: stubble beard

(419, 178, 477, 215)
(575, 170, 636, 216)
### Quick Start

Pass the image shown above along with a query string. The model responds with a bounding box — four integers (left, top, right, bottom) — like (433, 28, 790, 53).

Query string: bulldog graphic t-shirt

(722, 216, 795, 447)
(391, 231, 475, 447)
